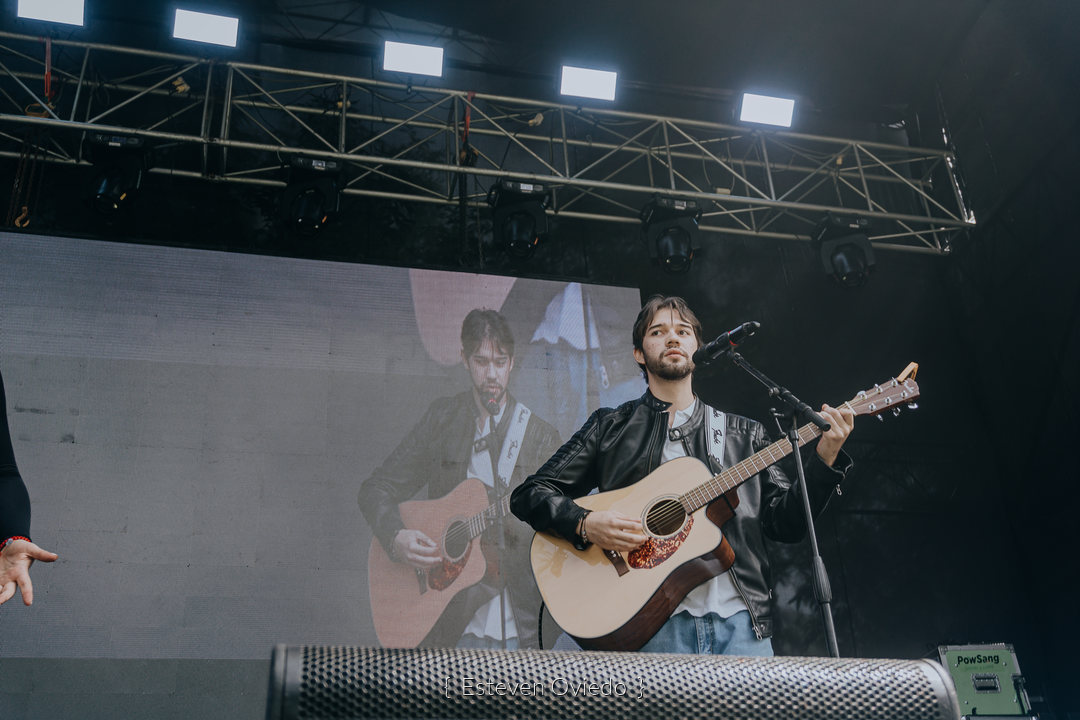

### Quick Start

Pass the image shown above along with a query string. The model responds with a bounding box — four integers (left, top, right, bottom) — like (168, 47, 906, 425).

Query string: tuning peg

(906, 402, 919, 411)
(892, 407, 901, 417)
(876, 414, 884, 422)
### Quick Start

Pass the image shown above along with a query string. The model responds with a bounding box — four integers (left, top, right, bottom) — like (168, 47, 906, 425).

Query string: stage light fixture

(739, 93, 795, 128)
(486, 179, 549, 258)
(173, 9, 239, 47)
(383, 41, 443, 77)
(16, 0, 84, 26)
(813, 213, 876, 288)
(640, 196, 701, 274)
(86, 133, 148, 214)
(560, 66, 617, 101)
(281, 157, 341, 236)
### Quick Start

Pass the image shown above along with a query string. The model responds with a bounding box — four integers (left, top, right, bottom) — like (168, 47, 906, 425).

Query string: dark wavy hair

(631, 295, 704, 379)
(461, 308, 515, 359)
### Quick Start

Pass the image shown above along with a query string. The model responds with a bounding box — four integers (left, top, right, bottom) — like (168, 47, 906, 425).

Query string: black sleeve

(357, 397, 457, 553)
(1, 369, 32, 542)
(510, 410, 604, 547)
(757, 420, 853, 543)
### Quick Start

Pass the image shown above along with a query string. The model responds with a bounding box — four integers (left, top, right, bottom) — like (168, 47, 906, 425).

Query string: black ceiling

(360, 0, 986, 111)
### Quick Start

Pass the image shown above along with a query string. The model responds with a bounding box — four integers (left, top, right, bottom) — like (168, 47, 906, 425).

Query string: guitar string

(605, 382, 911, 534)
(441, 494, 512, 548)
(647, 395, 871, 530)
(441, 386, 904, 542)
(657, 397, 868, 526)
(655, 389, 904, 529)
(648, 424, 819, 528)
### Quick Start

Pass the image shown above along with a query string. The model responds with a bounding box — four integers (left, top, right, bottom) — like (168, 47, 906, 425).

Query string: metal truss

(0, 30, 975, 254)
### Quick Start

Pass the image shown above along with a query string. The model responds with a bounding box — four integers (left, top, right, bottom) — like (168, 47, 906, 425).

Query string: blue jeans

(638, 610, 774, 656)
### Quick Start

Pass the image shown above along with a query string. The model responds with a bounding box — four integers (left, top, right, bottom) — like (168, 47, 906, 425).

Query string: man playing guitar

(359, 309, 559, 649)
(510, 295, 855, 654)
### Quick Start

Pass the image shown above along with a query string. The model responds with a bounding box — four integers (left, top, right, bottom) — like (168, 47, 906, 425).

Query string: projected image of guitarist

(359, 309, 560, 649)
(510, 295, 855, 655)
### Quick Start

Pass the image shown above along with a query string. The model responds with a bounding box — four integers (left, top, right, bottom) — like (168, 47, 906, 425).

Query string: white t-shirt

(461, 407, 518, 641)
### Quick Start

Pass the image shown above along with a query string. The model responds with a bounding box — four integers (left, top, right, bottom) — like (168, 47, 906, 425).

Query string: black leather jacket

(510, 390, 851, 640)
(1, 369, 32, 544)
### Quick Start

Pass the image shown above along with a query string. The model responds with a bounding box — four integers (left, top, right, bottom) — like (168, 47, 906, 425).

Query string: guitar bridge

(604, 549, 630, 576)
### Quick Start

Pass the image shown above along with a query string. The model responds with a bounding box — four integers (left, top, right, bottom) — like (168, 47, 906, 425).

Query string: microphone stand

(494, 472, 510, 651)
(721, 350, 841, 659)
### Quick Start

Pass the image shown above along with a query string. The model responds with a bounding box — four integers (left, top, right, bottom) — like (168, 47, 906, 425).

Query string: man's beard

(644, 351, 694, 381)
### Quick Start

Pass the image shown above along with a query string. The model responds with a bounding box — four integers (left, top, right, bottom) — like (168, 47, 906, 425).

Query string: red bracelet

(0, 536, 31, 551)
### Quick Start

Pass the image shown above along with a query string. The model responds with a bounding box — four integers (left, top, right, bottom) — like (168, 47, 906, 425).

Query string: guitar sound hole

(443, 520, 469, 561)
(644, 499, 686, 537)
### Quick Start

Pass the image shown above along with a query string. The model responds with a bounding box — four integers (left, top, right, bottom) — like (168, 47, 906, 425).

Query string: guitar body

(368, 478, 490, 647)
(530, 456, 738, 651)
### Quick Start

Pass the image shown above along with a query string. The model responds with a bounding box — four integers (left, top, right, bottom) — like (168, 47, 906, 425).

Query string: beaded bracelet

(578, 510, 592, 545)
(0, 535, 31, 552)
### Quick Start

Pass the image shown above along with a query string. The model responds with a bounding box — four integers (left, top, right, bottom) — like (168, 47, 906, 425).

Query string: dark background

(1, 2, 1078, 719)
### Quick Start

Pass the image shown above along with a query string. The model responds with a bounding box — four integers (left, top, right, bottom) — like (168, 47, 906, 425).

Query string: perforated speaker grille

(267, 645, 960, 720)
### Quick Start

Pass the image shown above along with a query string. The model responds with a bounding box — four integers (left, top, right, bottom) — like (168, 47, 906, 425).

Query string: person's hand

(583, 510, 647, 552)
(392, 529, 443, 569)
(815, 403, 855, 467)
(0, 538, 58, 607)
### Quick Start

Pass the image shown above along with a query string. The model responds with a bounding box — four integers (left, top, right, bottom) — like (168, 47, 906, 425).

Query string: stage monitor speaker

(266, 645, 961, 720)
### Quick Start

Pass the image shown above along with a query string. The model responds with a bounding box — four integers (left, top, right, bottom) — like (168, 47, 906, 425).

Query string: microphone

(692, 321, 760, 364)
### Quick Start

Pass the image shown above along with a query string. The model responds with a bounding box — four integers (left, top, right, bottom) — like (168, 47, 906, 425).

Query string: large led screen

(0, 232, 643, 658)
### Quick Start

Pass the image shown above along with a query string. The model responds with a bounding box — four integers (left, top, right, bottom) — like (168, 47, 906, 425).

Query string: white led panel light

(560, 66, 618, 101)
(17, 0, 84, 26)
(173, 9, 240, 47)
(740, 93, 795, 128)
(383, 41, 444, 77)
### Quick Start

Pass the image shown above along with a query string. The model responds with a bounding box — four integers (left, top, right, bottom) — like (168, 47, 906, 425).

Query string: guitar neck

(682, 421, 826, 513)
(467, 493, 512, 540)
(679, 371, 923, 511)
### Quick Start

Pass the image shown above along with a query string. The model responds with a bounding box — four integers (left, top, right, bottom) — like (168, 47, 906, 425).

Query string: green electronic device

(937, 644, 1033, 719)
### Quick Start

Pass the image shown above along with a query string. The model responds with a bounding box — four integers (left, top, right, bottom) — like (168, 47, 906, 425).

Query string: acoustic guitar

(367, 478, 511, 647)
(530, 367, 920, 651)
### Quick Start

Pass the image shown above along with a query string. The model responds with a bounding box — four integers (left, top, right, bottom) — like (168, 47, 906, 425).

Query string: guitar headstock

(844, 366, 920, 420)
